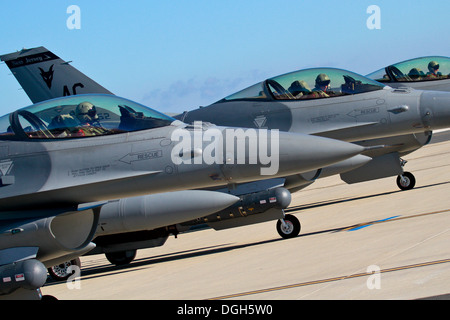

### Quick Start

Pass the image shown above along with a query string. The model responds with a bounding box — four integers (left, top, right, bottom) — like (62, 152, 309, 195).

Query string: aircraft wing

(339, 132, 432, 184)
(0, 203, 101, 298)
(0, 170, 161, 218)
(0, 46, 112, 103)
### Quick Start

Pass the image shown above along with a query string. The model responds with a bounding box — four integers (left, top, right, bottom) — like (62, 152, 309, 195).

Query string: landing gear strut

(397, 171, 416, 190)
(396, 159, 416, 190)
(276, 214, 301, 239)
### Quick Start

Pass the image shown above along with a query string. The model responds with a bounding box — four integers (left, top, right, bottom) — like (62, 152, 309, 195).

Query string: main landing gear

(47, 258, 81, 281)
(105, 250, 137, 266)
(47, 251, 138, 281)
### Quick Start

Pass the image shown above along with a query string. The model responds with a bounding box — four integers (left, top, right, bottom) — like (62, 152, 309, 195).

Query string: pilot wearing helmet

(74, 102, 108, 136)
(408, 68, 424, 80)
(310, 73, 331, 98)
(288, 80, 311, 98)
(426, 61, 442, 78)
(75, 102, 99, 124)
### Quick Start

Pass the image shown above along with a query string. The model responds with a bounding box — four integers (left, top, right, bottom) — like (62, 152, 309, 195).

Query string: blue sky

(1, 0, 450, 115)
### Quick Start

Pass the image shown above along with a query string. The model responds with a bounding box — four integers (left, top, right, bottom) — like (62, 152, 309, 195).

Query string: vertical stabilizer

(1, 46, 113, 103)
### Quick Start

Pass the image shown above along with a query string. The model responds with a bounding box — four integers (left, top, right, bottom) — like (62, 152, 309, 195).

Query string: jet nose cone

(420, 90, 450, 130)
(220, 128, 364, 182)
(276, 131, 365, 176)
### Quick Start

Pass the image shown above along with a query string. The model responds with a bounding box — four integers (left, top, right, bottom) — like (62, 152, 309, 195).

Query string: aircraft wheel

(396, 171, 416, 191)
(276, 214, 301, 239)
(105, 250, 137, 266)
(48, 258, 81, 281)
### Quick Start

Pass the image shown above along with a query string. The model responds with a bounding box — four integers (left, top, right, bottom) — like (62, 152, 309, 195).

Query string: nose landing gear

(396, 159, 416, 190)
(276, 214, 301, 239)
(397, 171, 416, 190)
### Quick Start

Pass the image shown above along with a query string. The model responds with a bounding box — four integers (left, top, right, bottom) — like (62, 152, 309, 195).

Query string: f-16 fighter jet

(7, 48, 444, 194)
(179, 66, 450, 192)
(367, 56, 450, 92)
(0, 91, 364, 299)
(7, 48, 450, 278)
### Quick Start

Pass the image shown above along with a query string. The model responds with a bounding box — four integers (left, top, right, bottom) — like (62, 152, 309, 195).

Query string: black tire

(48, 258, 81, 281)
(105, 250, 137, 266)
(276, 214, 301, 239)
(396, 171, 416, 190)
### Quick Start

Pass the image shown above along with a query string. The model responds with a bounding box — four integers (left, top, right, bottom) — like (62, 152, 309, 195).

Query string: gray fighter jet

(0, 48, 367, 261)
(179, 66, 450, 192)
(6, 48, 446, 194)
(0, 91, 365, 298)
(367, 56, 450, 91)
(4, 48, 449, 274)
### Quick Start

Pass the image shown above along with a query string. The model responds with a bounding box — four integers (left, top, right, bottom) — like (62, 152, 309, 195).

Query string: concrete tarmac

(42, 135, 450, 300)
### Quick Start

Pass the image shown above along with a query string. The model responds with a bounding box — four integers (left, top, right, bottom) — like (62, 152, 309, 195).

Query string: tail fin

(1, 46, 112, 103)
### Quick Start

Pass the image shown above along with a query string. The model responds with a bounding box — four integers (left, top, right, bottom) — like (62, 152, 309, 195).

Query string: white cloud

(141, 70, 268, 114)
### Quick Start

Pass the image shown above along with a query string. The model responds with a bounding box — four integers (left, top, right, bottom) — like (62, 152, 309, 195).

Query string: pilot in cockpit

(74, 102, 108, 136)
(408, 68, 424, 80)
(310, 73, 331, 98)
(426, 61, 442, 78)
(75, 102, 99, 124)
(288, 80, 311, 98)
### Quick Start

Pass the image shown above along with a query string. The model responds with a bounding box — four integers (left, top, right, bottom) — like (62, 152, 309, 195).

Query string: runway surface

(42, 133, 450, 300)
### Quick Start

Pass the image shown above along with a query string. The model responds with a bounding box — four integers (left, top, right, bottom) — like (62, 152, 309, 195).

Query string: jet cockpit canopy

(222, 68, 386, 102)
(0, 94, 175, 140)
(367, 56, 450, 83)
